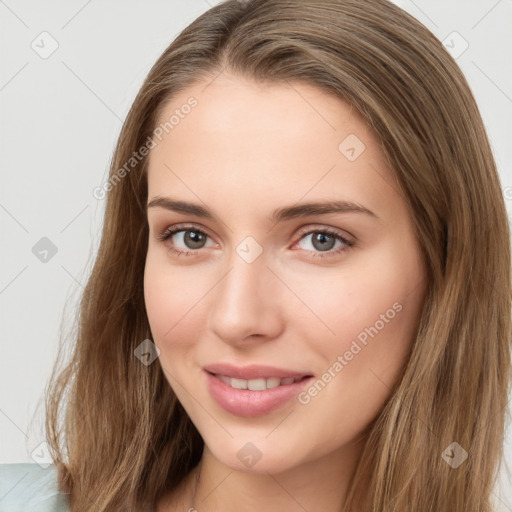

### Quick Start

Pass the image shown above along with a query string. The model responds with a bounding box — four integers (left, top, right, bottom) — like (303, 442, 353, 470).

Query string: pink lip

(204, 364, 314, 417)
(203, 362, 312, 380)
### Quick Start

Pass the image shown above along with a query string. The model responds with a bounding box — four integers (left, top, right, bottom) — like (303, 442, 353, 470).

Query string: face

(144, 73, 427, 474)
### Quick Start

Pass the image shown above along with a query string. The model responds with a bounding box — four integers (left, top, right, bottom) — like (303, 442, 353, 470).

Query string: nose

(207, 248, 285, 347)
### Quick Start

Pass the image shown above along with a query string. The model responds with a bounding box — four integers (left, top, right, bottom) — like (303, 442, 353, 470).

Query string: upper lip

(204, 363, 313, 380)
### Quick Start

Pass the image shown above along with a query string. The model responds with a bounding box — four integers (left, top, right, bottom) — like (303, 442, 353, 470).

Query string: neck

(183, 439, 367, 512)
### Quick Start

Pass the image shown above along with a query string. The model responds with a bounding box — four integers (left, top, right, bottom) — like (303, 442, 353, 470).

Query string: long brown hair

(45, 0, 512, 510)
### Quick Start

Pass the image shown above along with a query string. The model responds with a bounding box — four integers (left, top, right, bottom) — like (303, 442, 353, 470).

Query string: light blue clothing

(0, 463, 69, 512)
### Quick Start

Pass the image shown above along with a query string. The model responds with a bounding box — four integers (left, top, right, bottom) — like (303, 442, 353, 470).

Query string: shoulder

(0, 463, 70, 512)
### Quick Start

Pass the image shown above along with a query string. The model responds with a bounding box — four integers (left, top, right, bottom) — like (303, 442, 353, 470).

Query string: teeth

(247, 378, 266, 390)
(218, 375, 232, 386)
(216, 374, 304, 390)
(266, 377, 281, 389)
(231, 377, 248, 390)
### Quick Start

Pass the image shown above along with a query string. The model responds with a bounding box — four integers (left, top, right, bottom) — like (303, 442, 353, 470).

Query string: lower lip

(205, 371, 313, 417)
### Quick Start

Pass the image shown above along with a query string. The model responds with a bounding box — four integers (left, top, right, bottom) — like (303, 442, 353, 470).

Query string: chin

(204, 436, 304, 475)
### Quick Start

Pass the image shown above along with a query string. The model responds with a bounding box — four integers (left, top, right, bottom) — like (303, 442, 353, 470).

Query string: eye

(155, 223, 355, 259)
(293, 227, 354, 258)
(156, 224, 217, 256)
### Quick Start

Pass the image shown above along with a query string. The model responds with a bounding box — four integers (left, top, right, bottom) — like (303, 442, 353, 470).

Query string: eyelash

(156, 223, 355, 259)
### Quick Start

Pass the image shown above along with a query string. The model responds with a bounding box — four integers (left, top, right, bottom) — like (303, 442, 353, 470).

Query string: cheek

(143, 253, 204, 352)
(292, 265, 421, 359)
(294, 243, 425, 435)
(306, 234, 424, 351)
(143, 255, 209, 401)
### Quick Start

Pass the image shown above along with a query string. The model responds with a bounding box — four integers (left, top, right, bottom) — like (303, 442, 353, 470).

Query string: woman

(3, 0, 511, 510)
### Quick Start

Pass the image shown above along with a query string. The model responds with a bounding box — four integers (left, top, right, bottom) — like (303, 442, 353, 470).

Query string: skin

(144, 72, 427, 512)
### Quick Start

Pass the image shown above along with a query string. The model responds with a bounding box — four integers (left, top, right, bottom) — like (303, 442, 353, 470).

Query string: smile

(213, 374, 307, 390)
(204, 368, 315, 417)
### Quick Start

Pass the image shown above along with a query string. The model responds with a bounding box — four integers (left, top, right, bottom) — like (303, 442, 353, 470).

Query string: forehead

(147, 74, 401, 223)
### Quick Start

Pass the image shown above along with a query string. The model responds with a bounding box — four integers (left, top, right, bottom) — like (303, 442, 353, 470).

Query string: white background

(1, 0, 511, 509)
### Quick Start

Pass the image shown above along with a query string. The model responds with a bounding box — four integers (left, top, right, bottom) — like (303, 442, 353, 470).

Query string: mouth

(207, 372, 312, 390)
(203, 364, 315, 417)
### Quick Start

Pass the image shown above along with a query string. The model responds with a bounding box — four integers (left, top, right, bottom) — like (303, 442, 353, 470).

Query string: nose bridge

(208, 243, 282, 343)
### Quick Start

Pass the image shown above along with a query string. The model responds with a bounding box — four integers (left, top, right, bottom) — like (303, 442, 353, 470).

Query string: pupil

(312, 233, 335, 251)
(184, 231, 205, 249)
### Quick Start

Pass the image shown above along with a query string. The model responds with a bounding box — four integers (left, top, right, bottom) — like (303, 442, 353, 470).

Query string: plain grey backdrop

(1, 0, 511, 509)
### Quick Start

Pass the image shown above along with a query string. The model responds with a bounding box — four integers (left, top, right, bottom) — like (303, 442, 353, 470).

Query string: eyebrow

(147, 196, 378, 222)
